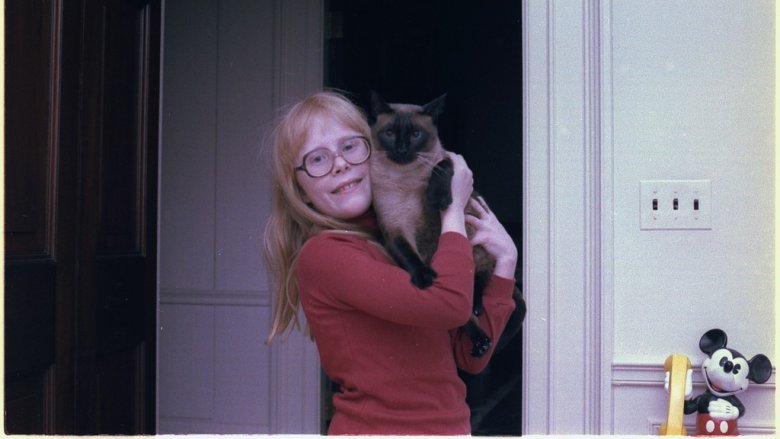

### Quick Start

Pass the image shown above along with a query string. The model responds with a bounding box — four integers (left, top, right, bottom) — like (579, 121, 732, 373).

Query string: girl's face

(294, 114, 372, 220)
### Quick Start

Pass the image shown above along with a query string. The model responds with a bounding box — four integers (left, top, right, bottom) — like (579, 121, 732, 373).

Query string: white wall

(609, 0, 775, 434)
(612, 0, 774, 365)
(158, 0, 322, 433)
(523, 0, 775, 434)
(158, 0, 273, 432)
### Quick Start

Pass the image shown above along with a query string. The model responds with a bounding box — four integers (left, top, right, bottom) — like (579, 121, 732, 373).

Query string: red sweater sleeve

(451, 274, 517, 374)
(296, 231, 475, 329)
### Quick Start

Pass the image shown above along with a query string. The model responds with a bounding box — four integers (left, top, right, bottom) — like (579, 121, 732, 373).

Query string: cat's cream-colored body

(367, 92, 524, 357)
(370, 146, 446, 262)
(369, 106, 447, 264)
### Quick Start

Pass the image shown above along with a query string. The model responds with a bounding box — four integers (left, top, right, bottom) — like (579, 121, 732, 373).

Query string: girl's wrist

(492, 244, 518, 278)
(493, 255, 517, 279)
(440, 208, 467, 236)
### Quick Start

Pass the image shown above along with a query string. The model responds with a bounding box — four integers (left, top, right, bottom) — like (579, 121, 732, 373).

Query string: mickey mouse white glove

(664, 368, 693, 398)
(708, 398, 739, 420)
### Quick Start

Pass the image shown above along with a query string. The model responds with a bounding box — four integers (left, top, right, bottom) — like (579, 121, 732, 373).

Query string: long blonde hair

(264, 91, 372, 343)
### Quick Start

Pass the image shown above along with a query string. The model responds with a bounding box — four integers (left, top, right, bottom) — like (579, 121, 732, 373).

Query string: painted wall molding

(522, 0, 612, 434)
(612, 362, 777, 388)
(159, 289, 270, 307)
(268, 0, 323, 434)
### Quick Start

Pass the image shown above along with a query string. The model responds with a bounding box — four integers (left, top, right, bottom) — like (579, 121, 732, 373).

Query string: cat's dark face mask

(375, 116, 432, 164)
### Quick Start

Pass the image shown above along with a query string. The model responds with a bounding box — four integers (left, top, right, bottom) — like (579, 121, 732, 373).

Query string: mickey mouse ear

(748, 354, 773, 384)
(699, 328, 728, 354)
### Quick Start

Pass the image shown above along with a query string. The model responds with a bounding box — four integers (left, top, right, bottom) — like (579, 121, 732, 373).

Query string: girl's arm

(454, 195, 519, 373)
(451, 274, 517, 374)
(296, 231, 475, 329)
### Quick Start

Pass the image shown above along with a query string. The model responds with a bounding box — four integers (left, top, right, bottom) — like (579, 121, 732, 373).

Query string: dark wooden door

(5, 0, 160, 434)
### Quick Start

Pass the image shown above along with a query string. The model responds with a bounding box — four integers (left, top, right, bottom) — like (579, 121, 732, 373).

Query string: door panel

(5, 0, 61, 433)
(5, 0, 160, 434)
(5, 0, 57, 257)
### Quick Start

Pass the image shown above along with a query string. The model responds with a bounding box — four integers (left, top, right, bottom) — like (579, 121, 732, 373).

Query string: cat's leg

(464, 317, 493, 357)
(387, 235, 437, 288)
(426, 157, 454, 211)
(466, 278, 493, 357)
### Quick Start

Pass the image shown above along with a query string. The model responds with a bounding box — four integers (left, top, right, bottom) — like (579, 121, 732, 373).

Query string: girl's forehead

(306, 112, 351, 134)
(301, 114, 359, 147)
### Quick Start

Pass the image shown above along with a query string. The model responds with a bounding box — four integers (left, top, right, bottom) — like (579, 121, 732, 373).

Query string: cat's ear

(369, 90, 392, 122)
(422, 93, 447, 124)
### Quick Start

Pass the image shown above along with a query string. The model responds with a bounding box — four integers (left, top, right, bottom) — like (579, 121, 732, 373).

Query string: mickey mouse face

(702, 348, 751, 397)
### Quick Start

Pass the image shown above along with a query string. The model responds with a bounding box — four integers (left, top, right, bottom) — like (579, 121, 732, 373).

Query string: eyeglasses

(294, 136, 371, 178)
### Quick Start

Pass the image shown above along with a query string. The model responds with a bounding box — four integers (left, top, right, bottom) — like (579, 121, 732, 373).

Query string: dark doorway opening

(323, 0, 523, 435)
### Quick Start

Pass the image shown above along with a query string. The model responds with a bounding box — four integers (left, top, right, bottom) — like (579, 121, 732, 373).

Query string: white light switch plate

(640, 180, 712, 230)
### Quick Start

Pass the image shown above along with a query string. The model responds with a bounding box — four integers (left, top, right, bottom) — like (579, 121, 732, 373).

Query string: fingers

(474, 195, 490, 213)
(447, 152, 473, 179)
(464, 212, 482, 230)
(468, 197, 491, 219)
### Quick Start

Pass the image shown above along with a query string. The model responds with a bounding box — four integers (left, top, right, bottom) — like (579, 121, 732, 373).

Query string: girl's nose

(332, 156, 351, 174)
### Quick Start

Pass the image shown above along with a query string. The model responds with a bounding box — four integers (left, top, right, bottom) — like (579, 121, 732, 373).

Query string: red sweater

(297, 228, 517, 435)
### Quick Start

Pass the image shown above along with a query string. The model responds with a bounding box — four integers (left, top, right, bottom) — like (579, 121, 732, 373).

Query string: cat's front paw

(470, 333, 492, 357)
(426, 159, 454, 210)
(428, 190, 452, 211)
(411, 265, 437, 288)
(466, 321, 492, 357)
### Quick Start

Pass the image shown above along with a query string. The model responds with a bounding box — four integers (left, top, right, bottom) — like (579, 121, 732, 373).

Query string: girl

(264, 90, 517, 435)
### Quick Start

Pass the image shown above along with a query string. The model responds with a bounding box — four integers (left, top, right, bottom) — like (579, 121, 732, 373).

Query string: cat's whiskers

(371, 149, 443, 168)
(414, 151, 445, 167)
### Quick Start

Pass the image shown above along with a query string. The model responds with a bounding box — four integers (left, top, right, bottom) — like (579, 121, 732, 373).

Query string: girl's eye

(342, 142, 356, 152)
(307, 150, 329, 165)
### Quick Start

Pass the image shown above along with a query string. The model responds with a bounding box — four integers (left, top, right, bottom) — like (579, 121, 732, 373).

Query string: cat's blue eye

(411, 130, 421, 139)
(383, 130, 395, 137)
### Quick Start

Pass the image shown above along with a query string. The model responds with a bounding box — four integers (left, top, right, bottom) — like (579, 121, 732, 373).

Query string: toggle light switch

(640, 179, 712, 230)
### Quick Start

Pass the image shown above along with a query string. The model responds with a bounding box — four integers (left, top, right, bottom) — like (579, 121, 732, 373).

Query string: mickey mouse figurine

(684, 328, 773, 436)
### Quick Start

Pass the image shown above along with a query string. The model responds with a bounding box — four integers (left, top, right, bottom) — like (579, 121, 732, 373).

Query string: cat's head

(369, 91, 446, 165)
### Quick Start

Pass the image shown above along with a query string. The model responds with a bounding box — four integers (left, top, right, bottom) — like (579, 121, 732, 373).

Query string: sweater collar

(348, 208, 378, 231)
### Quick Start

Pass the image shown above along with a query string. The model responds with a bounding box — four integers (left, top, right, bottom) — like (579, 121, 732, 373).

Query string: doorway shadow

(323, 0, 523, 435)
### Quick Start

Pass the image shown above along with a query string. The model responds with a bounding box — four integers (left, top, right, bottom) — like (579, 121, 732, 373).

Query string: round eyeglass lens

(342, 137, 370, 163)
(303, 137, 370, 177)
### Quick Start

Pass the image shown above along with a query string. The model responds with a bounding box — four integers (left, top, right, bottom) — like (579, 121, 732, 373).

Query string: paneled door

(5, 0, 160, 434)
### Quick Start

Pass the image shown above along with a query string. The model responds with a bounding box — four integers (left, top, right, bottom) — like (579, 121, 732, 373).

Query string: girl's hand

(465, 196, 518, 279)
(447, 152, 474, 211)
(440, 153, 473, 236)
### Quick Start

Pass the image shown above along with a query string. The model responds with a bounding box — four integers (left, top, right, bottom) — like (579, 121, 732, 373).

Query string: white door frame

(521, 0, 612, 434)
(270, 0, 614, 434)
(268, 0, 324, 434)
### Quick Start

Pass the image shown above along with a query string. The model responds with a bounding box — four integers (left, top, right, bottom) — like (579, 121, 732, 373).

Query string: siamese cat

(368, 91, 524, 357)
